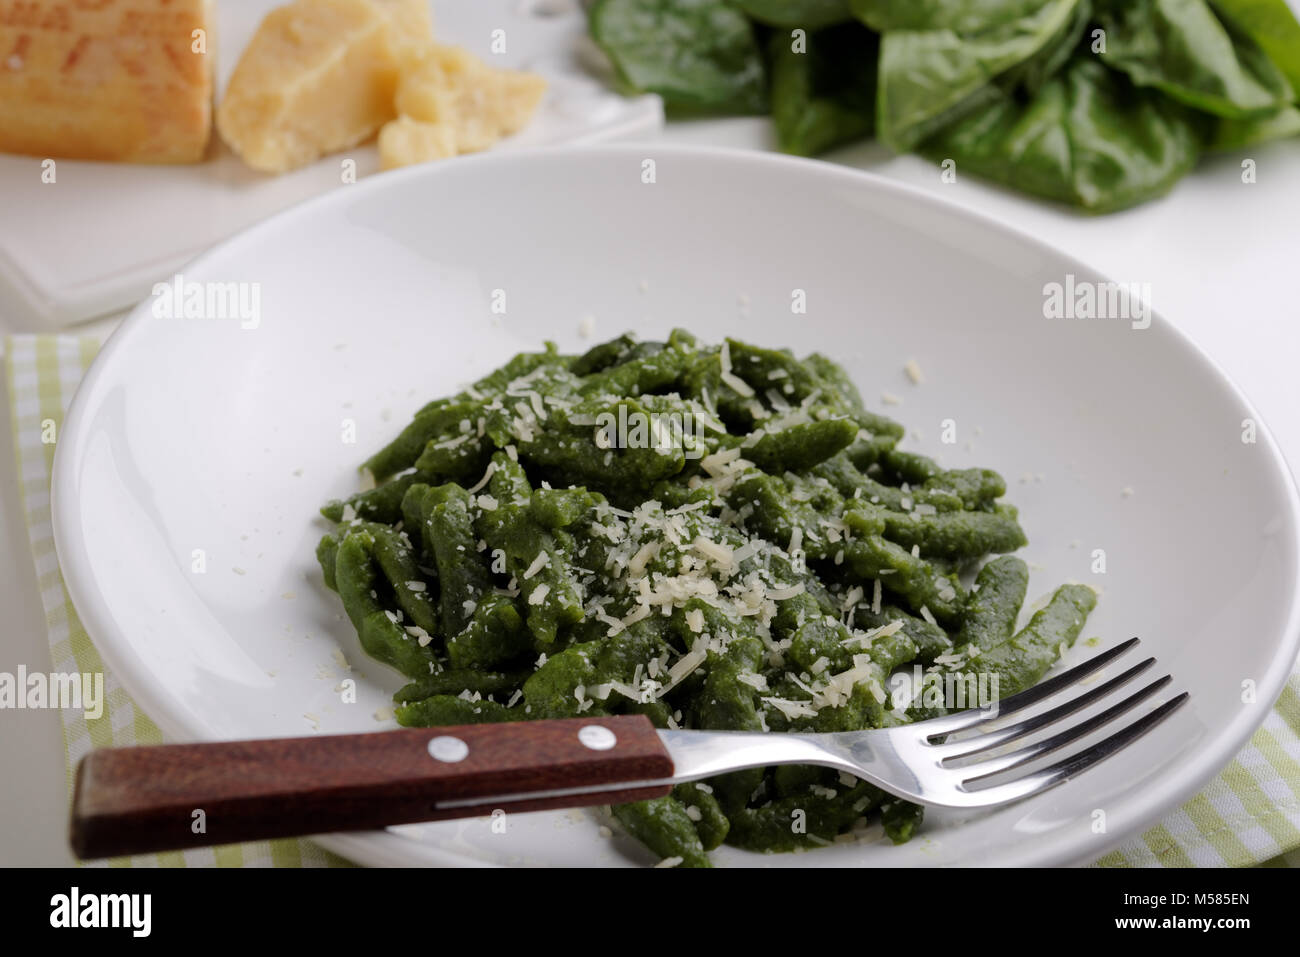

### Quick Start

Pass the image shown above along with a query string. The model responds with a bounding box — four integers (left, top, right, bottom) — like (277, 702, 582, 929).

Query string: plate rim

(51, 143, 1300, 867)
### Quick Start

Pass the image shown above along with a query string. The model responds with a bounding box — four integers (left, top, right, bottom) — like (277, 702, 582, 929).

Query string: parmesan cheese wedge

(0, 0, 215, 163)
(378, 43, 546, 168)
(377, 114, 457, 169)
(373, 0, 435, 66)
(216, 0, 406, 174)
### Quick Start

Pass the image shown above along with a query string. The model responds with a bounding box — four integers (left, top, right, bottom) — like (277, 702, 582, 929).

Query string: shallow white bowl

(53, 145, 1300, 867)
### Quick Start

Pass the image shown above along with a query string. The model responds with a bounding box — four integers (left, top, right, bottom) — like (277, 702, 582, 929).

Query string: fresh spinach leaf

(1096, 0, 1293, 119)
(1005, 0, 1092, 93)
(769, 22, 879, 155)
(851, 0, 1060, 33)
(1206, 104, 1300, 149)
(1210, 0, 1300, 92)
(588, 0, 769, 114)
(921, 55, 1203, 212)
(871, 0, 1087, 151)
(736, 0, 853, 29)
(586, 0, 1300, 210)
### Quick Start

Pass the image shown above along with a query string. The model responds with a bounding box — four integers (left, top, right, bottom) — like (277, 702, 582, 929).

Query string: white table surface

(2, 115, 1298, 866)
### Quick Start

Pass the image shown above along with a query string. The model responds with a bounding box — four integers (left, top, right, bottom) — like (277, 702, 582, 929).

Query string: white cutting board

(0, 0, 661, 328)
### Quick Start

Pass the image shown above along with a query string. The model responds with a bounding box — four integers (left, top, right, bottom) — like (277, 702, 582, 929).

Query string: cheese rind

(0, 0, 215, 163)
(216, 0, 403, 174)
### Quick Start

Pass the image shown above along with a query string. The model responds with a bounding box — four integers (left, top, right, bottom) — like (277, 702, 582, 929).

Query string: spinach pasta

(316, 332, 1094, 866)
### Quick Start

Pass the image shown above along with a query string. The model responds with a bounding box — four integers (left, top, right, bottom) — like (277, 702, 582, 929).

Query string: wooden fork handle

(69, 715, 674, 859)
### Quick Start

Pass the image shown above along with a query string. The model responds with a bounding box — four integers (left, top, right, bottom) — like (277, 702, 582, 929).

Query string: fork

(70, 637, 1186, 858)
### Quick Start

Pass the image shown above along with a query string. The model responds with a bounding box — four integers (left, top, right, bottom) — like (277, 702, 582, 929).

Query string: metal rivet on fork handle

(428, 736, 469, 763)
(578, 725, 617, 751)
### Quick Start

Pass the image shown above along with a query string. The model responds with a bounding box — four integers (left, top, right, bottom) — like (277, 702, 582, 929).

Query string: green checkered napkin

(5, 333, 1300, 868)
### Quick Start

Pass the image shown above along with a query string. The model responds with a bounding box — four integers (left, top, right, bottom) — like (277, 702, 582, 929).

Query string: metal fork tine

(935, 693, 1188, 808)
(920, 636, 1142, 738)
(961, 681, 1185, 790)
(933, 657, 1157, 762)
(1015, 692, 1190, 786)
(959, 675, 1172, 784)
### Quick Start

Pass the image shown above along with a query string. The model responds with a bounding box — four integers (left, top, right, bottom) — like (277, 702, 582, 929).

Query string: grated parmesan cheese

(523, 552, 550, 579)
(718, 340, 756, 397)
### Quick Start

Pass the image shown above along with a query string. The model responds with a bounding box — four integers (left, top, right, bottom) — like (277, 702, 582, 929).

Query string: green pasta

(330, 530, 439, 680)
(317, 331, 1094, 865)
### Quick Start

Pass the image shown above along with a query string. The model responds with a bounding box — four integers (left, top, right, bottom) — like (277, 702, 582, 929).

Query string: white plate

(0, 0, 660, 328)
(52, 145, 1300, 867)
